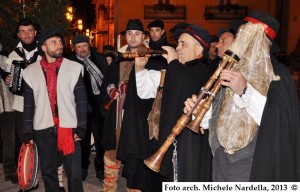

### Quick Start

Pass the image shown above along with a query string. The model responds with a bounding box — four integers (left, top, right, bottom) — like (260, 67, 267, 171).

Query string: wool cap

(72, 34, 89, 45)
(147, 20, 164, 29)
(37, 29, 64, 54)
(120, 19, 148, 35)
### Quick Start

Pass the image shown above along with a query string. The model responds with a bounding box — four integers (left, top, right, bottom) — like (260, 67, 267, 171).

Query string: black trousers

(80, 111, 105, 174)
(0, 111, 23, 177)
(35, 127, 83, 192)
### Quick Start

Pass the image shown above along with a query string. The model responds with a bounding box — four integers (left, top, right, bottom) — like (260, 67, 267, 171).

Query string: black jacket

(157, 59, 214, 181)
(68, 47, 108, 115)
(146, 36, 174, 71)
(250, 60, 300, 181)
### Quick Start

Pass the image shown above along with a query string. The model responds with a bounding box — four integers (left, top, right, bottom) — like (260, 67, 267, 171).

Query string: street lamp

(66, 6, 73, 22)
(85, 29, 90, 37)
(78, 19, 83, 31)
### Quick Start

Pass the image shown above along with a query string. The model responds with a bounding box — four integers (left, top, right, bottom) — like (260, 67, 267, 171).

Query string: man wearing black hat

(168, 22, 190, 46)
(22, 29, 87, 191)
(153, 25, 214, 182)
(1, 18, 40, 186)
(102, 44, 114, 55)
(185, 11, 300, 181)
(68, 34, 108, 182)
(102, 44, 115, 65)
(101, 19, 164, 191)
(146, 20, 174, 70)
(169, 22, 190, 38)
(147, 20, 173, 51)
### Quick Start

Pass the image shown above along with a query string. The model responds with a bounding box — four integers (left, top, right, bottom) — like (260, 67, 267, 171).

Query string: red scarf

(40, 57, 75, 156)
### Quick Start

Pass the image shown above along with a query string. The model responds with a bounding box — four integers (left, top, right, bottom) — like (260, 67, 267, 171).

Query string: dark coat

(116, 68, 161, 191)
(146, 36, 174, 71)
(250, 60, 300, 181)
(100, 60, 120, 150)
(101, 57, 166, 151)
(68, 47, 108, 115)
(157, 59, 214, 182)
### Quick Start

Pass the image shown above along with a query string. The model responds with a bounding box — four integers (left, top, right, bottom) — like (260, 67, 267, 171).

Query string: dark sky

(71, 0, 95, 29)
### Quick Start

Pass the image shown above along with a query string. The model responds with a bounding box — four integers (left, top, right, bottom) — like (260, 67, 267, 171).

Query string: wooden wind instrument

(114, 45, 167, 60)
(105, 46, 168, 111)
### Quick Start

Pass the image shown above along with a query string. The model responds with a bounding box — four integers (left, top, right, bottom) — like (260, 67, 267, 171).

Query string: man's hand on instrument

(5, 73, 12, 85)
(135, 56, 148, 72)
(183, 94, 204, 115)
(119, 81, 128, 94)
(220, 69, 247, 96)
(23, 132, 34, 144)
(108, 87, 120, 100)
(162, 46, 178, 64)
(143, 37, 150, 48)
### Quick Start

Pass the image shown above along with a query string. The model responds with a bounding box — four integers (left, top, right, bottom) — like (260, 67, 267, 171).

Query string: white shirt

(16, 42, 38, 61)
(201, 82, 266, 129)
(135, 69, 161, 99)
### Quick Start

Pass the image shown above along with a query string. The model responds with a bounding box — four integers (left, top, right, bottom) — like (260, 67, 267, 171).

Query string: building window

(158, 0, 172, 4)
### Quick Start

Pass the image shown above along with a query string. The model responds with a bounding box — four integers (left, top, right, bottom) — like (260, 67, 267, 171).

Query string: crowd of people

(0, 10, 299, 192)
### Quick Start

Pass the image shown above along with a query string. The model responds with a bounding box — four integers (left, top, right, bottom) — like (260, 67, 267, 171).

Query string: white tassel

(172, 140, 178, 182)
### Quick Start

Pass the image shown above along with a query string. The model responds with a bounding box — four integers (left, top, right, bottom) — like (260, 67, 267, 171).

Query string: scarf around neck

(76, 53, 103, 95)
(40, 56, 75, 156)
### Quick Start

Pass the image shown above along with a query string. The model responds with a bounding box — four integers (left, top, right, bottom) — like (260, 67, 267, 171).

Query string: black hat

(217, 20, 245, 38)
(105, 52, 116, 59)
(72, 35, 89, 45)
(174, 25, 211, 50)
(229, 20, 245, 35)
(244, 11, 279, 41)
(37, 29, 64, 54)
(120, 19, 147, 36)
(211, 35, 219, 43)
(169, 22, 189, 34)
(14, 18, 40, 38)
(103, 45, 114, 52)
(147, 20, 164, 29)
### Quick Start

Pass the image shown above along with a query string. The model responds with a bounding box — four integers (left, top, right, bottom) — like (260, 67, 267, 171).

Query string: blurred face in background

(209, 41, 218, 60)
(17, 25, 37, 44)
(106, 56, 113, 65)
(74, 42, 90, 58)
(216, 32, 235, 57)
(149, 27, 164, 42)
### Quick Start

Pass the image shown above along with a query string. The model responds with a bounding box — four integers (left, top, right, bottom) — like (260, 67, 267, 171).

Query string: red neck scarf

(40, 56, 75, 156)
